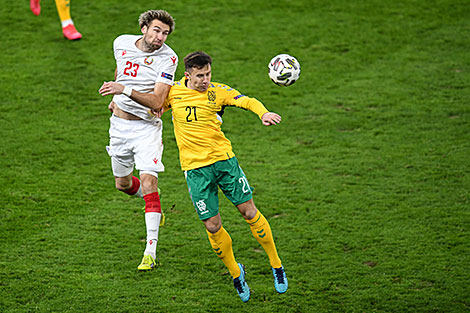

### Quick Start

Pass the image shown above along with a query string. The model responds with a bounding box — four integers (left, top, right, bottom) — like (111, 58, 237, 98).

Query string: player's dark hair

(184, 51, 212, 72)
(139, 10, 175, 34)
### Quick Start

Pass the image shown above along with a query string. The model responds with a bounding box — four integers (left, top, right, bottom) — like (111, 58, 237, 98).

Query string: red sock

(143, 192, 161, 213)
(124, 176, 140, 195)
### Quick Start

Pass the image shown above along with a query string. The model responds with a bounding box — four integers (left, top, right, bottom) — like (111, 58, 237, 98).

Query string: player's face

(185, 64, 212, 92)
(141, 19, 170, 52)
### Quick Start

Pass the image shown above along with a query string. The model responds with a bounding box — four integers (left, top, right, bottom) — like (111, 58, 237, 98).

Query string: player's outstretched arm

(261, 112, 282, 126)
(98, 81, 170, 111)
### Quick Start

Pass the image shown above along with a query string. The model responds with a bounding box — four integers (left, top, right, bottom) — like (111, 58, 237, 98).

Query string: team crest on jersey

(144, 57, 154, 65)
(208, 91, 216, 102)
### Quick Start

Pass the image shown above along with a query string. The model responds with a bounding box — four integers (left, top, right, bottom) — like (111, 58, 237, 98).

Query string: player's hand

(99, 81, 124, 96)
(149, 108, 164, 118)
(261, 112, 282, 126)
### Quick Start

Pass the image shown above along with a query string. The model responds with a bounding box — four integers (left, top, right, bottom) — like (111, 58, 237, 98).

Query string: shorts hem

(199, 211, 219, 221)
(232, 195, 253, 206)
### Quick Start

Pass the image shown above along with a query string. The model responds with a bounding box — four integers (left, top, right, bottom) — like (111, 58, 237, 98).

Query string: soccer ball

(268, 54, 301, 86)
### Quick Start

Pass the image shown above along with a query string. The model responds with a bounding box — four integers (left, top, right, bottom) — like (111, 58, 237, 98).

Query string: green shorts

(185, 157, 254, 220)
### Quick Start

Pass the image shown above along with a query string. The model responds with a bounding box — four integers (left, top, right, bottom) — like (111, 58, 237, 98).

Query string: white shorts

(106, 115, 164, 178)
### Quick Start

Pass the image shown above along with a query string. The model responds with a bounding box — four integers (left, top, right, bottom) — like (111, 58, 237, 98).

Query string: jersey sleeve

(154, 53, 178, 86)
(112, 35, 124, 60)
(219, 84, 269, 119)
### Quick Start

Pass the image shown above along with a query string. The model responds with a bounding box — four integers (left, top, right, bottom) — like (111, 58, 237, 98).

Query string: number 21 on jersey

(186, 106, 197, 122)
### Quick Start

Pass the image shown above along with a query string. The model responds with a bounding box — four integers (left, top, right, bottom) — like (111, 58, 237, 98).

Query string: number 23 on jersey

(123, 61, 139, 77)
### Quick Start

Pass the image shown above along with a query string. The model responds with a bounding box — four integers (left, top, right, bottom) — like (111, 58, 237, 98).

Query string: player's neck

(135, 38, 160, 53)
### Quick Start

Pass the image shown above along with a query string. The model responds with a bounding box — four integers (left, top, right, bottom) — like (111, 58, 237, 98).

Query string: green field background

(1, 0, 469, 312)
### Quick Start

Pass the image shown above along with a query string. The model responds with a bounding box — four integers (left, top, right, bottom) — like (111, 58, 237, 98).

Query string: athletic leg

(238, 199, 288, 293)
(186, 165, 250, 301)
(204, 214, 240, 278)
(204, 214, 249, 302)
(54, 0, 82, 40)
(140, 173, 161, 262)
(238, 199, 282, 268)
(132, 120, 165, 269)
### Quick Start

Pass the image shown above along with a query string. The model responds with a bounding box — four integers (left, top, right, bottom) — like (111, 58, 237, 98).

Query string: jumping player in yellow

(30, 0, 82, 40)
(164, 51, 288, 302)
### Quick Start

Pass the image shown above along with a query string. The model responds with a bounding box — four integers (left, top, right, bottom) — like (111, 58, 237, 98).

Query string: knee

(238, 200, 258, 220)
(140, 174, 158, 194)
(242, 207, 257, 220)
(204, 219, 222, 234)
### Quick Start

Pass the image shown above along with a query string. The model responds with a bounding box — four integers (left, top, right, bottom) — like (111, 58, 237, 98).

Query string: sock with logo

(143, 192, 162, 259)
(206, 226, 241, 278)
(246, 210, 282, 268)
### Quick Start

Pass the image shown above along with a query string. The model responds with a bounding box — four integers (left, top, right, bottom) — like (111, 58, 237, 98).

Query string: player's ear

(141, 25, 148, 35)
(184, 71, 190, 79)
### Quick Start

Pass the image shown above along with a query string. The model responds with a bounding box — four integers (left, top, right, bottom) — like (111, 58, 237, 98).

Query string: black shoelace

(274, 268, 285, 284)
(233, 277, 244, 293)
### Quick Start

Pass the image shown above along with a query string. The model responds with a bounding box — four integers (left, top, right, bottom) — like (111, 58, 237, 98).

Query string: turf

(1, 0, 469, 312)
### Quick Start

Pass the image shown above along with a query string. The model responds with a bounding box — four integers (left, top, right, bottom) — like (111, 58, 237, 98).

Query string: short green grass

(1, 0, 469, 312)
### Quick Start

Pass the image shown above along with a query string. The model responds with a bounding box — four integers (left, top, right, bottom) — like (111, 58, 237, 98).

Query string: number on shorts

(239, 176, 250, 193)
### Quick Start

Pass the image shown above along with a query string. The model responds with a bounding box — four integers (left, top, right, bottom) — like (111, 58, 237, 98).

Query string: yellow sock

(54, 0, 71, 22)
(206, 227, 241, 278)
(246, 210, 282, 268)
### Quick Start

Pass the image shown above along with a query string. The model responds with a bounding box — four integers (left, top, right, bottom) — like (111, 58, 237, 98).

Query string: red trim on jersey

(124, 176, 140, 195)
(144, 192, 161, 213)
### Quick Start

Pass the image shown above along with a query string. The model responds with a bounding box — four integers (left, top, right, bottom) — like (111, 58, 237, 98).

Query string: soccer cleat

(233, 263, 250, 302)
(137, 254, 157, 271)
(62, 24, 82, 41)
(272, 266, 288, 293)
(30, 0, 41, 16)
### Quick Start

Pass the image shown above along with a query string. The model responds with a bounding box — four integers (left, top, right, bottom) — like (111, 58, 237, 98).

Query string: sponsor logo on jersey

(208, 91, 216, 101)
(171, 56, 177, 64)
(144, 57, 154, 65)
(234, 94, 246, 100)
(161, 72, 174, 80)
(122, 50, 127, 56)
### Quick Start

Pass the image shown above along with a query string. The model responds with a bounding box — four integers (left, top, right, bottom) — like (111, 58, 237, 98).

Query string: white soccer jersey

(112, 35, 178, 121)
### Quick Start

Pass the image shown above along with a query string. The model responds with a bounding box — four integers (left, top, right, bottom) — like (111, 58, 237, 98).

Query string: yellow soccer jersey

(166, 77, 269, 171)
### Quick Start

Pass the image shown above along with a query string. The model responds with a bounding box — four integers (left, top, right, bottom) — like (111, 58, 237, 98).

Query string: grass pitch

(1, 0, 469, 312)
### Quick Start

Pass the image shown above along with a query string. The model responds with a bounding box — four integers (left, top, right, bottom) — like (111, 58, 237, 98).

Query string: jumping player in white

(98, 9, 178, 270)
